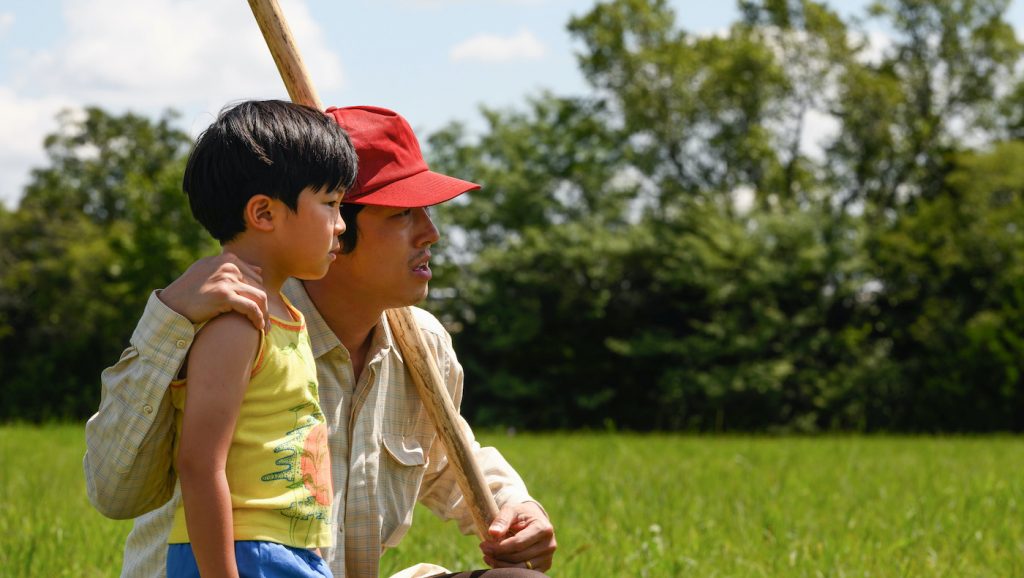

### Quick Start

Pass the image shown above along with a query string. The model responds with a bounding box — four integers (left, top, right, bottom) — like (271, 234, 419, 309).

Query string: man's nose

(415, 207, 440, 246)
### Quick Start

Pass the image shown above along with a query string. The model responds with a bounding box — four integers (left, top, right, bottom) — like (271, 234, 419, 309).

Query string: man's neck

(302, 277, 383, 377)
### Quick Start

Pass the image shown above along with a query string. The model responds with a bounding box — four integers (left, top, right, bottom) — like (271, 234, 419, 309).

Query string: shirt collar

(366, 312, 399, 367)
(283, 278, 343, 360)
(377, 309, 403, 365)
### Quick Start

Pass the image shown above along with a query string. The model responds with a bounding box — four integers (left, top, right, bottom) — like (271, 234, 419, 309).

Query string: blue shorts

(167, 541, 332, 578)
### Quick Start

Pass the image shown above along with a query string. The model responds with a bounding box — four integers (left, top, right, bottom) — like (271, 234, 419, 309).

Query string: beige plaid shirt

(84, 279, 535, 578)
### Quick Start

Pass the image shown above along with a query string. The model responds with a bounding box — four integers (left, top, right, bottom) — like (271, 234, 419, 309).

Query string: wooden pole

(246, 0, 499, 540)
(247, 0, 322, 110)
(385, 307, 500, 539)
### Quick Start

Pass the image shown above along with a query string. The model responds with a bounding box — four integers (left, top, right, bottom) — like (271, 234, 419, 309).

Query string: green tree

(831, 0, 1022, 211)
(425, 0, 1024, 431)
(0, 108, 214, 421)
(866, 142, 1024, 430)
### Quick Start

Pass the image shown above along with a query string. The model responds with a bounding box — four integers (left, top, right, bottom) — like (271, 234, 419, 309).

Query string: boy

(166, 100, 357, 578)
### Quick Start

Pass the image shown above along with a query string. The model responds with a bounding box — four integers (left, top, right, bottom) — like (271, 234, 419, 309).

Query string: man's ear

(244, 195, 276, 232)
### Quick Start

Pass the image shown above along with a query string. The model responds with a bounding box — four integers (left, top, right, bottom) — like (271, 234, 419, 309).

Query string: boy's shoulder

(194, 312, 262, 348)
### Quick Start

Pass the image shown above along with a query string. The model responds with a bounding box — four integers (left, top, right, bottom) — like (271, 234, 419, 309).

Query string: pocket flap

(382, 433, 427, 467)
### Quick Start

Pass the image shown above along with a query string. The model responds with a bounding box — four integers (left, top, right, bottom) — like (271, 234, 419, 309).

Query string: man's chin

(387, 286, 429, 310)
(406, 293, 429, 308)
(409, 285, 430, 307)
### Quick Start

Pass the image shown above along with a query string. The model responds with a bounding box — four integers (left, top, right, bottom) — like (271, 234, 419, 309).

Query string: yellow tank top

(168, 296, 333, 548)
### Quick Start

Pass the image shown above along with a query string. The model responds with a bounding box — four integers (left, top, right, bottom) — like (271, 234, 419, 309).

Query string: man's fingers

(480, 504, 555, 573)
(215, 252, 263, 289)
(237, 284, 269, 319)
(488, 507, 517, 540)
(158, 253, 269, 325)
(481, 530, 554, 562)
(486, 520, 553, 555)
(482, 553, 553, 572)
(211, 260, 262, 290)
(228, 294, 266, 330)
(209, 258, 268, 329)
(482, 547, 540, 566)
(481, 521, 556, 574)
(230, 260, 264, 288)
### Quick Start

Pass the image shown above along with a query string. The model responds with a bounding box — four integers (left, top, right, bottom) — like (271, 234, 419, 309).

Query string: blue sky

(0, 0, 1021, 206)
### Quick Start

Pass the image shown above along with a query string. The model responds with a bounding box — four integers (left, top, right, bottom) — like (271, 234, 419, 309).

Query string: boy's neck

(222, 240, 289, 315)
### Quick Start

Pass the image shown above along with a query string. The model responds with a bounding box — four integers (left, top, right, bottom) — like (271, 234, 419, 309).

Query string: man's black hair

(338, 203, 365, 254)
(183, 100, 358, 243)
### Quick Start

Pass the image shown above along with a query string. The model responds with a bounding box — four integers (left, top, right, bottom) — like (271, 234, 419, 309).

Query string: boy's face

(278, 186, 345, 280)
(329, 204, 440, 310)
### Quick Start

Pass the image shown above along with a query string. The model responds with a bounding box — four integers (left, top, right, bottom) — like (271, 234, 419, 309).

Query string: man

(84, 105, 557, 578)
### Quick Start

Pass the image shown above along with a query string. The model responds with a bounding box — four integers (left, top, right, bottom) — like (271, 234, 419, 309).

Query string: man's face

(329, 204, 440, 310)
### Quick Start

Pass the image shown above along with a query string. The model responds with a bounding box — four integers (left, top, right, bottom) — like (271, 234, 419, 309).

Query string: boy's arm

(83, 255, 267, 519)
(177, 313, 258, 578)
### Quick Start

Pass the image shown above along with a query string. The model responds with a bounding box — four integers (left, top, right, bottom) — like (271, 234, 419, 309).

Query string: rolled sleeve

(83, 290, 196, 519)
(415, 318, 540, 535)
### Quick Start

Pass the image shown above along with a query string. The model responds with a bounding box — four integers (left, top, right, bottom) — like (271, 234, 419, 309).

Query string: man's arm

(83, 290, 195, 519)
(413, 312, 557, 572)
(83, 254, 267, 519)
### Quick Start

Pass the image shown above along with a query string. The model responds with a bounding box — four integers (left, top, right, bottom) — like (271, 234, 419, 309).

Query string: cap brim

(344, 170, 480, 208)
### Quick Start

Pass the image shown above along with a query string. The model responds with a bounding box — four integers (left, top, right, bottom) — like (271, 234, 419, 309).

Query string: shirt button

(143, 404, 154, 414)
(175, 339, 187, 349)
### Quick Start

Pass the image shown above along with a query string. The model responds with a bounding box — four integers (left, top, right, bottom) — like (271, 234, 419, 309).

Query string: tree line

(3, 0, 1024, 431)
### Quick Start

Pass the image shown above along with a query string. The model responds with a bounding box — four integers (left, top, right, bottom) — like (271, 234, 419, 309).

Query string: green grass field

(1, 424, 1021, 577)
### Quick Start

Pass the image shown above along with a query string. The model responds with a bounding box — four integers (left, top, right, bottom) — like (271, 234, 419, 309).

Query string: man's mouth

(411, 250, 431, 272)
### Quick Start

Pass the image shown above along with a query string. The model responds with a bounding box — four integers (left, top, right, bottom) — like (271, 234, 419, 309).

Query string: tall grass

(1, 425, 1020, 577)
(387, 434, 1024, 577)
(0, 424, 133, 577)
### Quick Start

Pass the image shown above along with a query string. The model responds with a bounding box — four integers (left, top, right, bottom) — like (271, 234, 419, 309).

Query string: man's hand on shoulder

(158, 253, 268, 329)
(479, 501, 556, 573)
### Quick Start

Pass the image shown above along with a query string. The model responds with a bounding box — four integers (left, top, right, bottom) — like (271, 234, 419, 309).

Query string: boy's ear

(244, 195, 277, 232)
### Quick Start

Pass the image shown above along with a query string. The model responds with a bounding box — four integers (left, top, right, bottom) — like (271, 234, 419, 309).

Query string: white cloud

(450, 29, 545, 63)
(0, 88, 76, 207)
(852, 29, 895, 65)
(801, 108, 841, 161)
(403, 0, 468, 5)
(11, 0, 341, 113)
(1, 0, 342, 207)
(731, 185, 756, 215)
(0, 12, 14, 37)
(404, 0, 545, 6)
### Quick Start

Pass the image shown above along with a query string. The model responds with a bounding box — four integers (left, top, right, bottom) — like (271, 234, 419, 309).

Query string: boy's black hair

(183, 100, 358, 243)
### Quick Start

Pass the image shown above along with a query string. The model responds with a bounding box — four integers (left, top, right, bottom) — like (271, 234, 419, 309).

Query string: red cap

(325, 105, 480, 207)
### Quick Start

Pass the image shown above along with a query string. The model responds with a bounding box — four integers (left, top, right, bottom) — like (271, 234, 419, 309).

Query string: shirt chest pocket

(380, 433, 434, 548)
(382, 433, 428, 467)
